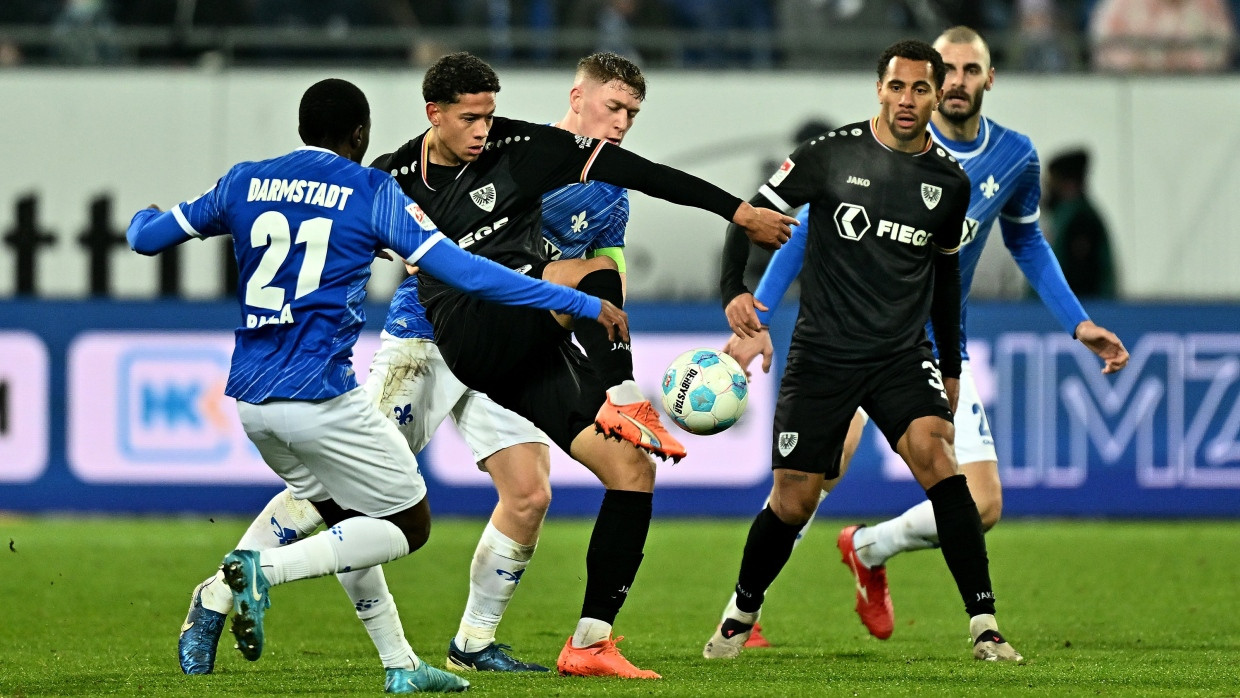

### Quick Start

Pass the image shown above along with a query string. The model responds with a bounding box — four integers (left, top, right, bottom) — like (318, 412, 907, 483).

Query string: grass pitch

(1, 516, 1238, 697)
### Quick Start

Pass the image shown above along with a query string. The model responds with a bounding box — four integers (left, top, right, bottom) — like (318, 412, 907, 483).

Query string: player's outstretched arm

(586, 144, 794, 249)
(1074, 320, 1129, 374)
(127, 205, 194, 255)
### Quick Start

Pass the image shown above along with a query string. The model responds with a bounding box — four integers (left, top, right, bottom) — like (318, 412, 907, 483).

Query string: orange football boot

(556, 635, 661, 679)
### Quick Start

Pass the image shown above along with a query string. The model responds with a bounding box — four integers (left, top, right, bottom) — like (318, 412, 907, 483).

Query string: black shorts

(426, 288, 605, 455)
(771, 344, 952, 477)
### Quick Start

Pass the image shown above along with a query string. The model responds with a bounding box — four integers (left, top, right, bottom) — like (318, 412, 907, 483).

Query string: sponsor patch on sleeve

(405, 202, 437, 231)
(768, 158, 795, 187)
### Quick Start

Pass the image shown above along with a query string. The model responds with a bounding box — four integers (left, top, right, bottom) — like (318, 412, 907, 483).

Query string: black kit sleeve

(586, 143, 742, 221)
(719, 193, 775, 307)
(929, 189, 968, 379)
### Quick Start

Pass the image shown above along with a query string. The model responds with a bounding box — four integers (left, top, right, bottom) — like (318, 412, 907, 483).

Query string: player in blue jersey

(176, 54, 653, 676)
(713, 26, 1130, 650)
(136, 78, 627, 693)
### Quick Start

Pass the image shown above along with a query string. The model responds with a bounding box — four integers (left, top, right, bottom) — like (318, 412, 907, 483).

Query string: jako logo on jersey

(833, 202, 871, 241)
(846, 175, 870, 187)
(979, 174, 1000, 199)
(470, 183, 497, 212)
(778, 432, 798, 457)
(404, 202, 437, 231)
(574, 135, 596, 149)
(876, 219, 930, 246)
(961, 217, 981, 245)
(459, 216, 509, 248)
(768, 158, 795, 187)
(571, 210, 589, 232)
(921, 183, 942, 210)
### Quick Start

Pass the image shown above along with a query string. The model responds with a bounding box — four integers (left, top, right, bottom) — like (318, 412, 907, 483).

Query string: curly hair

(422, 52, 501, 104)
(576, 52, 646, 101)
(876, 39, 946, 89)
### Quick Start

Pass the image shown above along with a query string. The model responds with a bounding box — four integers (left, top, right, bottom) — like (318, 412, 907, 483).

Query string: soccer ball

(660, 348, 749, 435)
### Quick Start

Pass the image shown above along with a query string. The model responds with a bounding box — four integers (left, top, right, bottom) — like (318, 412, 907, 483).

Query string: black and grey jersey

(758, 119, 969, 364)
(370, 117, 609, 307)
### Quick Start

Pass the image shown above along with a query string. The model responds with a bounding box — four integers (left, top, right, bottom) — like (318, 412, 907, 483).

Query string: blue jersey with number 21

(128, 146, 598, 404)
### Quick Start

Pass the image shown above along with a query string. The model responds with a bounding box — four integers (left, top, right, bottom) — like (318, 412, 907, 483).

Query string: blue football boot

(220, 549, 271, 661)
(178, 579, 226, 674)
(446, 639, 549, 672)
(385, 663, 471, 693)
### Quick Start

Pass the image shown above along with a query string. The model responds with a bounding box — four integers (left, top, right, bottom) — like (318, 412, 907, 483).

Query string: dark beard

(939, 89, 984, 124)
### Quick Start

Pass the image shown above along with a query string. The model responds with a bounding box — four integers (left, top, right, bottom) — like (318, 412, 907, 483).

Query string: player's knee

(501, 481, 552, 522)
(976, 492, 1003, 531)
(769, 491, 818, 526)
(381, 500, 432, 552)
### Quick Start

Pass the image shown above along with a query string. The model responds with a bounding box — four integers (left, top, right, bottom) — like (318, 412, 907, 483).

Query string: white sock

(853, 499, 939, 569)
(260, 517, 409, 586)
(969, 613, 998, 641)
(235, 489, 324, 550)
(198, 570, 234, 614)
(572, 617, 613, 648)
(454, 521, 537, 653)
(719, 593, 760, 626)
(605, 379, 645, 405)
(337, 565, 419, 670)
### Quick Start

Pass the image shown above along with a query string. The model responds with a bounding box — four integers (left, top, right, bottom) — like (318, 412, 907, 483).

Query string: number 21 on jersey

(244, 211, 332, 327)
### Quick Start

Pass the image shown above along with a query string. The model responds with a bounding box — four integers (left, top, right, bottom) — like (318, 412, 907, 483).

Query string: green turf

(1, 516, 1238, 696)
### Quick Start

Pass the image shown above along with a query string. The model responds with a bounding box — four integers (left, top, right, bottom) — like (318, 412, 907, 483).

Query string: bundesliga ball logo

(660, 349, 749, 435)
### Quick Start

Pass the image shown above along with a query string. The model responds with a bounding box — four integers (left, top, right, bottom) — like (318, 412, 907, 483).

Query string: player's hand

(1075, 320, 1129, 374)
(725, 292, 769, 338)
(596, 299, 629, 343)
(733, 202, 796, 250)
(723, 331, 773, 378)
(944, 377, 960, 415)
(404, 263, 420, 276)
(146, 204, 162, 212)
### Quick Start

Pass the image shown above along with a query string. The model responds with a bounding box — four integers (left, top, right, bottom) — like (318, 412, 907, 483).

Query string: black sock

(581, 489, 653, 624)
(927, 474, 996, 617)
(734, 506, 803, 614)
(573, 269, 633, 390)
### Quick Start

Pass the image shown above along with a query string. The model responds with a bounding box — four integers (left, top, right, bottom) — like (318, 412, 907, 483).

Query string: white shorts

(856, 360, 997, 464)
(952, 360, 997, 465)
(238, 387, 425, 517)
(363, 332, 549, 466)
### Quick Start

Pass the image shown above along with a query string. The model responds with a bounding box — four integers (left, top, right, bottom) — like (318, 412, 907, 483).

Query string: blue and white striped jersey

(757, 117, 1088, 359)
(927, 117, 1087, 354)
(383, 170, 628, 340)
(540, 179, 629, 261)
(128, 146, 598, 403)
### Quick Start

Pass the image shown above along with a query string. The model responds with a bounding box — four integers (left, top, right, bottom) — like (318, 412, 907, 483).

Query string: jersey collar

(419, 131, 473, 192)
(929, 117, 990, 161)
(868, 118, 933, 156)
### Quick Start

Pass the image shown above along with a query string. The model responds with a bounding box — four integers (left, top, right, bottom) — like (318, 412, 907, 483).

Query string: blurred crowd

(0, 0, 1235, 71)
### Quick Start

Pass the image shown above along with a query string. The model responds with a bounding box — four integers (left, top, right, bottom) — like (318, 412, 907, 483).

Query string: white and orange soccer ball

(660, 348, 749, 435)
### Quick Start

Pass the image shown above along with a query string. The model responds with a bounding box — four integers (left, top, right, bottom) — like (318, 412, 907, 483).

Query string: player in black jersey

(371, 52, 795, 679)
(703, 40, 1022, 663)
